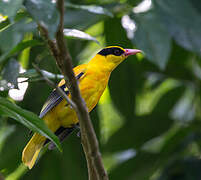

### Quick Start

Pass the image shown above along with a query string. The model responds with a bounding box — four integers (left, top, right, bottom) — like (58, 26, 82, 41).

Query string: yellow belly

(43, 74, 109, 130)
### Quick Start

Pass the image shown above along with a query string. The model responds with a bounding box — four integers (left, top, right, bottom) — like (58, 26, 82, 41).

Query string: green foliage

(0, 97, 61, 151)
(131, 10, 171, 69)
(1, 59, 20, 89)
(0, 20, 37, 63)
(24, 0, 60, 39)
(0, 0, 24, 19)
(154, 0, 201, 55)
(0, 0, 201, 179)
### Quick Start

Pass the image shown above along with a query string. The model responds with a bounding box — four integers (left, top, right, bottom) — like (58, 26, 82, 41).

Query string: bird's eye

(113, 49, 122, 56)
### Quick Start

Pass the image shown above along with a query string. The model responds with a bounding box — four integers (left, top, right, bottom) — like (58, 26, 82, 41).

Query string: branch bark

(38, 0, 108, 179)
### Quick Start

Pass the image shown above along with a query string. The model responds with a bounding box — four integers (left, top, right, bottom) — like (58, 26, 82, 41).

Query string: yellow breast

(80, 71, 110, 112)
(44, 70, 110, 128)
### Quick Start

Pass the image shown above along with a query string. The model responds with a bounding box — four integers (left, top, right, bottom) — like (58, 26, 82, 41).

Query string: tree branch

(38, 0, 108, 179)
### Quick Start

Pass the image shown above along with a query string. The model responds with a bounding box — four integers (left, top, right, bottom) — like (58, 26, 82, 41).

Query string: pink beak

(124, 49, 142, 56)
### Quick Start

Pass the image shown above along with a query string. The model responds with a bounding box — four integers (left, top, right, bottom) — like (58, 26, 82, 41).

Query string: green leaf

(0, 20, 36, 62)
(130, 10, 171, 69)
(0, 0, 23, 19)
(63, 28, 99, 44)
(64, 9, 105, 30)
(0, 97, 62, 151)
(10, 39, 43, 56)
(0, 22, 22, 52)
(66, 2, 113, 17)
(0, 39, 42, 65)
(24, 0, 59, 39)
(2, 59, 20, 89)
(154, 0, 201, 56)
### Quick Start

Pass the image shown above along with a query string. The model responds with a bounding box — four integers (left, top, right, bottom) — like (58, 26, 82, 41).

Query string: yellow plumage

(22, 46, 141, 169)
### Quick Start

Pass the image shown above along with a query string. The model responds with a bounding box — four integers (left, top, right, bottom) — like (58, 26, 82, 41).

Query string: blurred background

(0, 0, 201, 179)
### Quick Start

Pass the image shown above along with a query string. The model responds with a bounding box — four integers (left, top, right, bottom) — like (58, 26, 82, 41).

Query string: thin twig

(32, 63, 77, 110)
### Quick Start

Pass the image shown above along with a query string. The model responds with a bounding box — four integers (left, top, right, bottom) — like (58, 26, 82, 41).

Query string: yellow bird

(22, 46, 141, 169)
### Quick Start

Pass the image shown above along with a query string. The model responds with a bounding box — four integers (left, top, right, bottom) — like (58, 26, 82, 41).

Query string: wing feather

(39, 69, 85, 118)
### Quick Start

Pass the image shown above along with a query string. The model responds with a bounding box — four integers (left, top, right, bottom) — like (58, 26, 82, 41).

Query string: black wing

(39, 72, 84, 118)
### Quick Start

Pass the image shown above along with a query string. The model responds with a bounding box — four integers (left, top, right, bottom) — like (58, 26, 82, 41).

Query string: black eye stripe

(113, 49, 121, 56)
(98, 47, 124, 56)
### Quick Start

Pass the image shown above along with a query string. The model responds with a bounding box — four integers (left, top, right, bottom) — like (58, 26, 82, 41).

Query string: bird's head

(90, 46, 142, 72)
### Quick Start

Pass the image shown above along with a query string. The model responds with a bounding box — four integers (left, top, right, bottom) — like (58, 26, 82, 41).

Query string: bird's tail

(22, 133, 46, 169)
